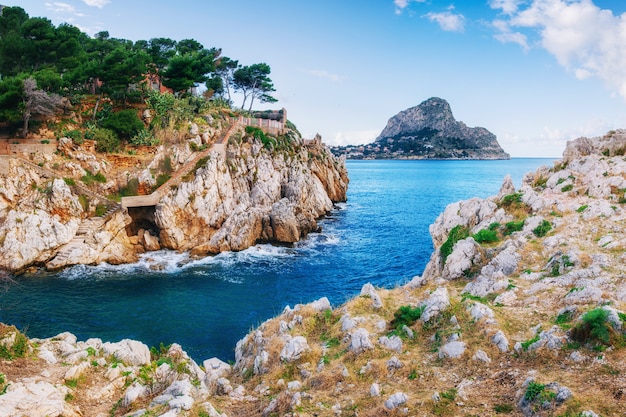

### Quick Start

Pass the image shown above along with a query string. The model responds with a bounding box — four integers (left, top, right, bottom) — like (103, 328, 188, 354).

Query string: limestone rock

(348, 328, 374, 354)
(280, 335, 309, 362)
(360, 282, 383, 308)
(384, 392, 408, 410)
(421, 287, 450, 322)
(102, 339, 151, 366)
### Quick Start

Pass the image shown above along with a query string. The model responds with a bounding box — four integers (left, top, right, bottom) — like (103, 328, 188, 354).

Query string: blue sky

(14, 0, 626, 157)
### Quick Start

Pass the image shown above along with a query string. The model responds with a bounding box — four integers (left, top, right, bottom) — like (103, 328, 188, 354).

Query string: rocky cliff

(373, 97, 510, 159)
(0, 122, 348, 272)
(2, 131, 626, 416)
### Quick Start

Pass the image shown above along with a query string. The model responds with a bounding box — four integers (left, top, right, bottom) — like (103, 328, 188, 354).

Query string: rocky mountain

(2, 130, 626, 416)
(332, 97, 510, 159)
(0, 121, 348, 272)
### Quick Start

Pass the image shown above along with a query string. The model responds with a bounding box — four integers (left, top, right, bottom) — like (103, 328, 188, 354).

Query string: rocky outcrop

(155, 130, 348, 254)
(373, 97, 510, 159)
(0, 122, 348, 272)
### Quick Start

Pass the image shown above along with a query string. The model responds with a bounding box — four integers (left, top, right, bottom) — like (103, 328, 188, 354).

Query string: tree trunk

(93, 94, 102, 120)
(22, 110, 30, 138)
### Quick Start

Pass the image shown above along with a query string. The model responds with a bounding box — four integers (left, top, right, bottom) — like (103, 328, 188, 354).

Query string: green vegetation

(521, 335, 540, 351)
(0, 328, 28, 360)
(503, 220, 524, 235)
(81, 170, 107, 185)
(570, 308, 612, 346)
(561, 184, 574, 192)
(0, 6, 276, 143)
(532, 220, 552, 237)
(500, 192, 522, 206)
(524, 381, 546, 401)
(391, 305, 425, 330)
(440, 225, 470, 261)
(493, 404, 514, 413)
(472, 228, 499, 244)
(576, 205, 588, 213)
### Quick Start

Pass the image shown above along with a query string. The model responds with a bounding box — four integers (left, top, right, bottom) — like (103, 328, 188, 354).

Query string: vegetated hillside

(2, 131, 626, 416)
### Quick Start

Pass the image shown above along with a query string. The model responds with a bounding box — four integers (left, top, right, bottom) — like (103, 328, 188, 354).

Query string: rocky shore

(0, 123, 348, 272)
(3, 130, 626, 416)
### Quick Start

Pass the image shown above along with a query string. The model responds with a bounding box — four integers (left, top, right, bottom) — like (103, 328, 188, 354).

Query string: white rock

(385, 392, 408, 410)
(370, 383, 381, 397)
(421, 287, 450, 322)
(360, 283, 383, 308)
(378, 335, 403, 352)
(492, 330, 509, 352)
(348, 328, 374, 354)
(280, 336, 310, 362)
(102, 339, 151, 366)
(472, 349, 491, 363)
(438, 340, 466, 359)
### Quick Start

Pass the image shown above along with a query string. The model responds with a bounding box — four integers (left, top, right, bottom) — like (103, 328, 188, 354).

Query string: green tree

(0, 76, 24, 129)
(233, 63, 277, 111)
(100, 109, 145, 140)
(209, 55, 238, 102)
(98, 45, 148, 104)
(161, 40, 219, 95)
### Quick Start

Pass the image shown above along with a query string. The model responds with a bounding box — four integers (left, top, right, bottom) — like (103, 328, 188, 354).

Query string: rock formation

(0, 121, 348, 272)
(373, 97, 510, 159)
(332, 97, 510, 159)
(5, 130, 626, 416)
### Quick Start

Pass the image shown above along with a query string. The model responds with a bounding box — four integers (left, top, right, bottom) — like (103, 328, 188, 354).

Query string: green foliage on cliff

(532, 220, 552, 237)
(440, 225, 469, 261)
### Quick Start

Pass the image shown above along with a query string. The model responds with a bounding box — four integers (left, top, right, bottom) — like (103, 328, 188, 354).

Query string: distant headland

(331, 97, 510, 160)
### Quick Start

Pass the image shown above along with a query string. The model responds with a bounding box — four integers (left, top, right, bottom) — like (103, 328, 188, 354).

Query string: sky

(13, 0, 626, 157)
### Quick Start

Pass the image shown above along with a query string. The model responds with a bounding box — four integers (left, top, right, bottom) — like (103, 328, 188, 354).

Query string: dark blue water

(0, 158, 553, 362)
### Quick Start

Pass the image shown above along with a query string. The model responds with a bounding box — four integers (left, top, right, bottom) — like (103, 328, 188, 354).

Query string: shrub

(0, 328, 29, 360)
(101, 109, 145, 140)
(571, 308, 612, 346)
(504, 220, 524, 235)
(81, 170, 106, 185)
(63, 129, 83, 145)
(119, 178, 139, 197)
(63, 177, 76, 186)
(576, 205, 588, 213)
(440, 225, 470, 260)
(532, 220, 552, 237)
(130, 129, 159, 146)
(525, 381, 545, 401)
(500, 193, 522, 206)
(561, 184, 574, 192)
(91, 128, 120, 153)
(155, 174, 170, 188)
(391, 305, 425, 329)
(473, 228, 499, 244)
(533, 176, 548, 188)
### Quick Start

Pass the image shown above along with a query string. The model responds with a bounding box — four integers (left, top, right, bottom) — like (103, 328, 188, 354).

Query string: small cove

(0, 158, 555, 361)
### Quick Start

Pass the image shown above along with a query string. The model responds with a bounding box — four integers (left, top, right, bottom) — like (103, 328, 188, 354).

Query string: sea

(0, 158, 555, 362)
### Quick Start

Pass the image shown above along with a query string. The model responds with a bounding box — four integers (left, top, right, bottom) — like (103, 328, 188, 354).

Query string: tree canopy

(0, 6, 279, 136)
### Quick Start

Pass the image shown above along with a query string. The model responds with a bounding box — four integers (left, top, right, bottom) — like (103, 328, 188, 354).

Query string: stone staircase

(122, 121, 237, 208)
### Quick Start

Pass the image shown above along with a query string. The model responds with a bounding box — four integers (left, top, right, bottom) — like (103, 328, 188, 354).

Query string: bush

(500, 193, 522, 206)
(130, 129, 159, 146)
(571, 308, 612, 346)
(90, 128, 120, 153)
(524, 381, 545, 401)
(440, 225, 470, 260)
(532, 220, 552, 237)
(391, 305, 425, 329)
(101, 109, 145, 140)
(473, 228, 499, 244)
(561, 184, 574, 192)
(63, 129, 83, 145)
(504, 220, 524, 235)
(119, 177, 139, 197)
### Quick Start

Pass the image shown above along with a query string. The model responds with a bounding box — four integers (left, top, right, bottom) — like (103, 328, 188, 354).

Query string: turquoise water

(0, 158, 554, 361)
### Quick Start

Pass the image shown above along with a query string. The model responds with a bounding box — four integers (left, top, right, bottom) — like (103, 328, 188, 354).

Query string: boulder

(348, 328, 374, 354)
(102, 339, 151, 366)
(280, 335, 309, 362)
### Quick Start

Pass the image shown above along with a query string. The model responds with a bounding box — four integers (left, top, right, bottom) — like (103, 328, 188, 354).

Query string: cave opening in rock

(126, 206, 160, 238)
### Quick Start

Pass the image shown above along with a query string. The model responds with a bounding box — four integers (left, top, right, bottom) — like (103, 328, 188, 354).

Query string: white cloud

(329, 130, 379, 146)
(492, 19, 529, 50)
(394, 0, 426, 15)
(82, 0, 110, 8)
(305, 69, 344, 82)
(45, 2, 85, 16)
(494, 0, 626, 100)
(424, 11, 466, 32)
(489, 0, 522, 15)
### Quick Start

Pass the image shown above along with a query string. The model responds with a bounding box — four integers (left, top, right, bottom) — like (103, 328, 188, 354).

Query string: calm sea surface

(0, 158, 554, 361)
